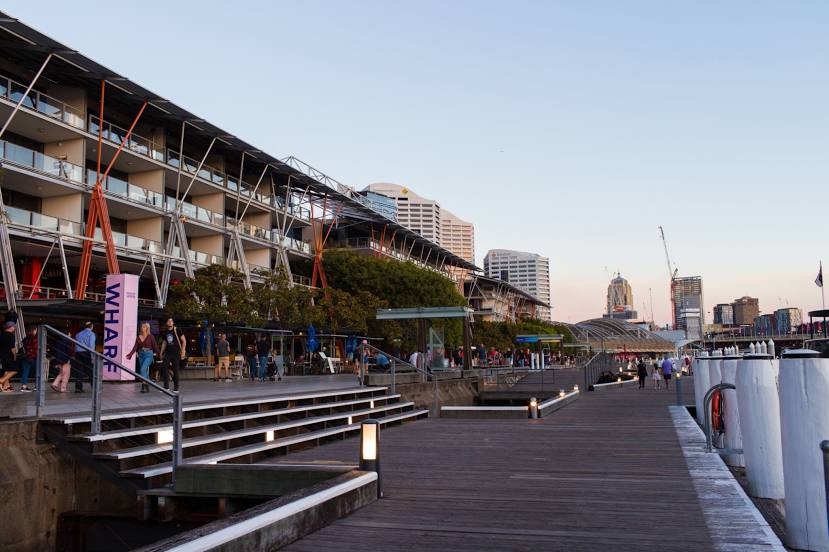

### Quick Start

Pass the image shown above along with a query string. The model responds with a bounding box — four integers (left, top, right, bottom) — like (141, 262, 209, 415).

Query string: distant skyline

(6, 1, 826, 324)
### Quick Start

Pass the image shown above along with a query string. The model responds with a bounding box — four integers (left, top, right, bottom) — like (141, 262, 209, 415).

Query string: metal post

(172, 392, 184, 484)
(821, 440, 829, 537)
(390, 358, 396, 394)
(90, 355, 103, 435)
(359, 342, 365, 387)
(675, 372, 683, 406)
(35, 327, 47, 417)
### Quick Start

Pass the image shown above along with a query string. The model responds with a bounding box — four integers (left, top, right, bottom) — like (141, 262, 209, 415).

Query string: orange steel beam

(75, 81, 149, 299)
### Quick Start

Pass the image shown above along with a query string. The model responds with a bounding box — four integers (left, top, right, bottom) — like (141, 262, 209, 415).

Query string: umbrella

(307, 324, 319, 352)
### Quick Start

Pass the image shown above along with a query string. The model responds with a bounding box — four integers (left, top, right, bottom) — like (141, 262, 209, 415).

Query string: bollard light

(359, 419, 381, 498)
(529, 397, 539, 419)
(617, 377, 622, 383)
(265, 430, 274, 442)
(370, 400, 375, 409)
(573, 384, 579, 392)
(348, 415, 353, 425)
(559, 389, 565, 398)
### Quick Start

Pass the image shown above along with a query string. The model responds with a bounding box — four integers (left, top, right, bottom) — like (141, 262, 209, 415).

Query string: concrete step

(95, 402, 416, 460)
(121, 408, 429, 480)
(67, 394, 402, 444)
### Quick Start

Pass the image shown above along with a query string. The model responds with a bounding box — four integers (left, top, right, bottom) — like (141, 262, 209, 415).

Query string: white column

(780, 349, 829, 552)
(693, 353, 710, 426)
(721, 355, 744, 467)
(736, 353, 784, 499)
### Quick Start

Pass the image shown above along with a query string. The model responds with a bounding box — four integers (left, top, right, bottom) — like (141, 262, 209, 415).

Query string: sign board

(103, 274, 139, 381)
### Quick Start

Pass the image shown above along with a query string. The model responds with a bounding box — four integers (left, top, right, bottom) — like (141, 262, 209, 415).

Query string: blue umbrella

(307, 324, 319, 352)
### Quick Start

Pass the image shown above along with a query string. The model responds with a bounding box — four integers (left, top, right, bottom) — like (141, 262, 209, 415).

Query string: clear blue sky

(7, 1, 828, 324)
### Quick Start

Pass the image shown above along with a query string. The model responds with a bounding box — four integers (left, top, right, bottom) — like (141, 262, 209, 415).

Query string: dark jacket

(636, 361, 648, 378)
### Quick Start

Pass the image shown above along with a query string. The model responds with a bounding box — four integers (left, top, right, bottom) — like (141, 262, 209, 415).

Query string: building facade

(464, 275, 548, 322)
(754, 313, 775, 336)
(732, 296, 760, 326)
(673, 276, 704, 340)
(483, 249, 552, 321)
(604, 273, 637, 320)
(774, 307, 803, 335)
(0, 18, 476, 334)
(713, 303, 734, 326)
(364, 183, 475, 264)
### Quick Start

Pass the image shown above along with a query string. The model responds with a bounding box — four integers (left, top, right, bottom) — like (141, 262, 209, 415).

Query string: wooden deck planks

(273, 371, 729, 551)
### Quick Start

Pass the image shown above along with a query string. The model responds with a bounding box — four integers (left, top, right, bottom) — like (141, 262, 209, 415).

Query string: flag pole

(821, 260, 826, 311)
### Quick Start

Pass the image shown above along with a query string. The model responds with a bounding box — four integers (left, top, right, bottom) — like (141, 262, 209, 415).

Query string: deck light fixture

(529, 398, 539, 419)
(559, 389, 566, 398)
(360, 419, 381, 497)
(157, 429, 173, 444)
(265, 430, 274, 442)
(573, 384, 579, 392)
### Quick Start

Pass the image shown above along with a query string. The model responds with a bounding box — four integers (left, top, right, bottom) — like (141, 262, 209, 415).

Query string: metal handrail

(360, 342, 440, 416)
(36, 324, 184, 482)
(702, 382, 743, 455)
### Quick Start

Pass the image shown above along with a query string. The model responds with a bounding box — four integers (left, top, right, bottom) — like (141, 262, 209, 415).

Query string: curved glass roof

(558, 318, 674, 353)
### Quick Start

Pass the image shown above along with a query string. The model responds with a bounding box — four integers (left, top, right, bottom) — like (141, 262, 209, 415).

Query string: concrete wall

(42, 192, 83, 222)
(191, 234, 224, 257)
(129, 169, 165, 193)
(397, 378, 478, 411)
(43, 138, 85, 166)
(246, 248, 270, 269)
(192, 192, 224, 213)
(0, 420, 134, 552)
(127, 217, 163, 242)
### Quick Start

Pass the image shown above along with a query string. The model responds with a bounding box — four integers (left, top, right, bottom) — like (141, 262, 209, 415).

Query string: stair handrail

(360, 342, 439, 416)
(36, 324, 184, 482)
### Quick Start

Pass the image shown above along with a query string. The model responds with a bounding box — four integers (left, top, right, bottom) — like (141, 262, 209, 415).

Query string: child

(652, 362, 662, 389)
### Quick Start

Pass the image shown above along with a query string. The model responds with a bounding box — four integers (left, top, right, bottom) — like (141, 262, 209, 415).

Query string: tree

(166, 265, 260, 325)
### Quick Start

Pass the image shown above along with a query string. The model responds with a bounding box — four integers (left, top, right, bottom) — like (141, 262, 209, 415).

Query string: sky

(5, 1, 828, 325)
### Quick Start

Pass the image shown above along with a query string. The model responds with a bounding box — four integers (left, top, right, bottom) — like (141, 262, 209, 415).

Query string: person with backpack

(158, 318, 186, 392)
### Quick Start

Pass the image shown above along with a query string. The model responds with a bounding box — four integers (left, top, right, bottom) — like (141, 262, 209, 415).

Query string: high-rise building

(364, 183, 475, 263)
(713, 303, 734, 326)
(483, 249, 552, 321)
(732, 296, 760, 326)
(754, 313, 775, 336)
(673, 276, 704, 339)
(774, 307, 803, 335)
(440, 210, 475, 264)
(604, 273, 637, 320)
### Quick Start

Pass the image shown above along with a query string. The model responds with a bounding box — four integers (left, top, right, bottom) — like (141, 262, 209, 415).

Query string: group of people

(633, 355, 690, 390)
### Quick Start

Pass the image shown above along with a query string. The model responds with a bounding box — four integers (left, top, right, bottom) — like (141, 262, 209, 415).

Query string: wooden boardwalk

(272, 371, 730, 551)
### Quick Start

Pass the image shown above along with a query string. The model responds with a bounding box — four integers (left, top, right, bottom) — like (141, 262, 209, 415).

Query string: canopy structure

(375, 307, 474, 369)
(557, 318, 674, 354)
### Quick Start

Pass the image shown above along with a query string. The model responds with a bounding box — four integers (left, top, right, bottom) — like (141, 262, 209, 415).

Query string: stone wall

(0, 420, 133, 551)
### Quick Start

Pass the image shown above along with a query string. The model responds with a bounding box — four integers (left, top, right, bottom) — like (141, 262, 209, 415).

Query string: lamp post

(529, 397, 538, 419)
(360, 419, 381, 498)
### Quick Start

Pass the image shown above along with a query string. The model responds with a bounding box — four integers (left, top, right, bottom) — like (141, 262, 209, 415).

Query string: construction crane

(658, 226, 678, 330)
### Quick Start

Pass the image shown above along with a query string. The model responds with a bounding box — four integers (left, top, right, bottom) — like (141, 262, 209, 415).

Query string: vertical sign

(103, 274, 139, 381)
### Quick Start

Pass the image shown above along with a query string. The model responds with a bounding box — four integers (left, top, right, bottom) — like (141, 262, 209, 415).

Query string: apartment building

(732, 296, 760, 326)
(0, 16, 475, 330)
(483, 249, 552, 321)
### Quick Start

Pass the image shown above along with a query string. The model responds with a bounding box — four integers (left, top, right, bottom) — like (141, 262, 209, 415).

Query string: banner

(103, 274, 139, 381)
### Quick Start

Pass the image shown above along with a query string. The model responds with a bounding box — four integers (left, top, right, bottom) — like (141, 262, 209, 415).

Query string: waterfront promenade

(275, 371, 783, 551)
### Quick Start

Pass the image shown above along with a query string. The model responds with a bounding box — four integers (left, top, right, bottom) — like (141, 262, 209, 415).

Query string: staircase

(41, 386, 427, 491)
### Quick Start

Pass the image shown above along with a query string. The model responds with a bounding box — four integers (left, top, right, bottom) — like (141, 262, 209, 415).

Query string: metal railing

(35, 324, 184, 481)
(90, 115, 164, 161)
(703, 383, 742, 456)
(582, 352, 617, 390)
(360, 342, 440, 415)
(0, 139, 85, 183)
(0, 73, 85, 129)
(85, 168, 164, 209)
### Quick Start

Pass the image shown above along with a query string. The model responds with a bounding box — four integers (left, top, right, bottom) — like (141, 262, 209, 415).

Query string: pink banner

(103, 274, 139, 381)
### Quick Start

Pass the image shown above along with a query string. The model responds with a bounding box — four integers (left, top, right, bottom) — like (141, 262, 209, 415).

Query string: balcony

(0, 139, 85, 184)
(229, 218, 272, 242)
(89, 115, 164, 162)
(167, 197, 225, 227)
(171, 246, 224, 267)
(4, 205, 82, 235)
(0, 73, 85, 129)
(93, 228, 163, 254)
(85, 169, 164, 209)
(292, 274, 312, 287)
(277, 235, 311, 254)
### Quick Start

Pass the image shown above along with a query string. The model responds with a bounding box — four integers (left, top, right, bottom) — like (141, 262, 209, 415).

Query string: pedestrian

(159, 318, 186, 392)
(0, 320, 18, 391)
(215, 332, 232, 382)
(256, 334, 271, 382)
(636, 358, 648, 389)
(51, 330, 74, 393)
(246, 337, 258, 381)
(126, 323, 158, 393)
(652, 360, 662, 390)
(17, 325, 38, 392)
(73, 321, 96, 393)
(661, 356, 674, 390)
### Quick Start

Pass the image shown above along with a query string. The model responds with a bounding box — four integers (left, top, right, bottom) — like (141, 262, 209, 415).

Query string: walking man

(159, 318, 186, 392)
(74, 321, 96, 393)
(661, 356, 674, 390)
(636, 357, 648, 389)
(256, 334, 271, 382)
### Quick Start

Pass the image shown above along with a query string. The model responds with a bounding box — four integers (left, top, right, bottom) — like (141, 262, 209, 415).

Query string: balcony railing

(89, 115, 164, 162)
(167, 197, 225, 227)
(85, 169, 164, 209)
(292, 274, 312, 287)
(0, 139, 84, 184)
(277, 235, 311, 254)
(229, 218, 272, 242)
(93, 228, 163, 254)
(0, 73, 85, 129)
(4, 205, 82, 235)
